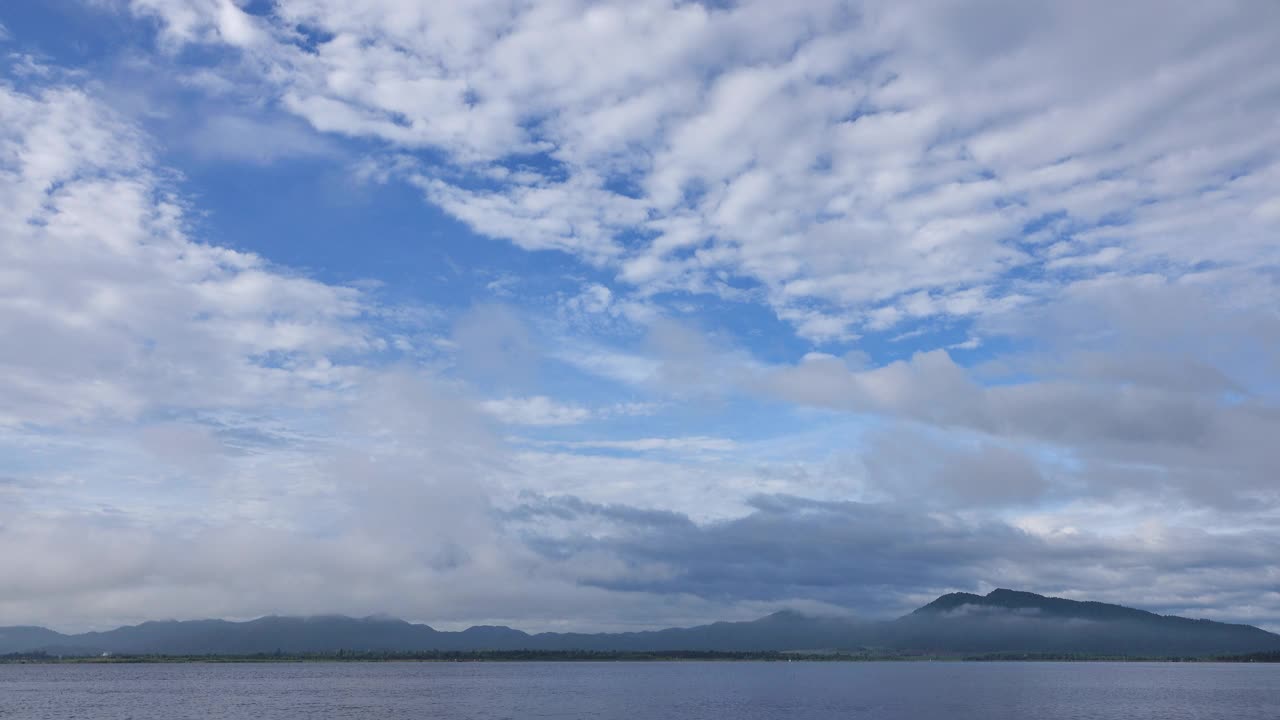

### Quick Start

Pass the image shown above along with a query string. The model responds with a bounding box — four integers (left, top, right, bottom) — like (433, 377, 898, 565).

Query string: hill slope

(887, 589, 1280, 655)
(3, 589, 1277, 657)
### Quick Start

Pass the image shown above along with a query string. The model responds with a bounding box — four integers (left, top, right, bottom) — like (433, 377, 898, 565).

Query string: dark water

(2, 661, 1278, 719)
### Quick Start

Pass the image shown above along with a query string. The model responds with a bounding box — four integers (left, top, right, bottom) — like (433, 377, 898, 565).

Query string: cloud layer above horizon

(1, 0, 1278, 633)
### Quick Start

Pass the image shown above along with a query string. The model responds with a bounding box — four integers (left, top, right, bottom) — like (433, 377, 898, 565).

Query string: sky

(0, 0, 1278, 634)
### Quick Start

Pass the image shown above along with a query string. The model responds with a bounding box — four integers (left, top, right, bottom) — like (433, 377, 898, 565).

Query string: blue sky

(1, 0, 1279, 632)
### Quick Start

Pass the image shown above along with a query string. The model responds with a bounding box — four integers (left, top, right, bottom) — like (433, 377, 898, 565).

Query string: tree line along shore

(4, 649, 1278, 664)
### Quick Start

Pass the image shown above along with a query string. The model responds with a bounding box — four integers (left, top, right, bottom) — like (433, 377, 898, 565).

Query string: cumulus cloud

(3, 2, 1278, 635)
(0, 69, 841, 632)
(762, 346, 1280, 508)
(0, 80, 368, 428)
(118, 0, 1280, 339)
(0, 77, 501, 627)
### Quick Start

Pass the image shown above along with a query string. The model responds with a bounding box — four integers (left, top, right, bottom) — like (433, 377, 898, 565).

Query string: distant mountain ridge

(916, 589, 1177, 621)
(4, 589, 1278, 657)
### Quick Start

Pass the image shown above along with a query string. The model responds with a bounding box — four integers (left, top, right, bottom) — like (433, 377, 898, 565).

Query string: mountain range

(3, 589, 1278, 657)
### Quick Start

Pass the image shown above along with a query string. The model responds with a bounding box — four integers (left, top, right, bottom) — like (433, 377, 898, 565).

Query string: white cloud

(121, 0, 1280, 339)
(539, 436, 738, 454)
(3, 1, 1279, 633)
(762, 343, 1280, 510)
(480, 395, 659, 426)
(503, 448, 857, 523)
(551, 340, 661, 386)
(186, 113, 340, 165)
(481, 396, 593, 426)
(0, 81, 368, 427)
(564, 282, 614, 318)
(0, 79, 728, 626)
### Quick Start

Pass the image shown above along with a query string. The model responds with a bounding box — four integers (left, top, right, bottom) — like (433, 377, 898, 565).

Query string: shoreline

(4, 650, 1277, 665)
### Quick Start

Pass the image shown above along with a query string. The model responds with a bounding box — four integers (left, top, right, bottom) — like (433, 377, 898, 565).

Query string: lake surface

(2, 661, 1277, 719)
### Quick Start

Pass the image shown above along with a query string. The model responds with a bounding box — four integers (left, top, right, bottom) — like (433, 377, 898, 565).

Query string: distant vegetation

(4, 649, 1279, 664)
(0, 650, 876, 663)
(1212, 651, 1280, 663)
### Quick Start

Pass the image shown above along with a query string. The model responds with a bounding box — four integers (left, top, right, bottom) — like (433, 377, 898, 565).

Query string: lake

(2, 661, 1277, 719)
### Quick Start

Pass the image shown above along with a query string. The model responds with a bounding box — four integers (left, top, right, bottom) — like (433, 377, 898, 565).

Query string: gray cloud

(859, 427, 1049, 507)
(760, 319, 1280, 510)
(508, 492, 1280, 629)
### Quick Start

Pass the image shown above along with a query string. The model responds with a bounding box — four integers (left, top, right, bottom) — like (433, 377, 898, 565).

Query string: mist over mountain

(889, 589, 1280, 656)
(5, 590, 1278, 658)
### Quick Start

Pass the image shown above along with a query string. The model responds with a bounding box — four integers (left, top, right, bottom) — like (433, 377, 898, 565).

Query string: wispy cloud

(530, 436, 738, 454)
(481, 396, 593, 426)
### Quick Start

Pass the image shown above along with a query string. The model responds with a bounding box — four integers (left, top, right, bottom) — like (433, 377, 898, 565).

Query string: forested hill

(4, 589, 1278, 657)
